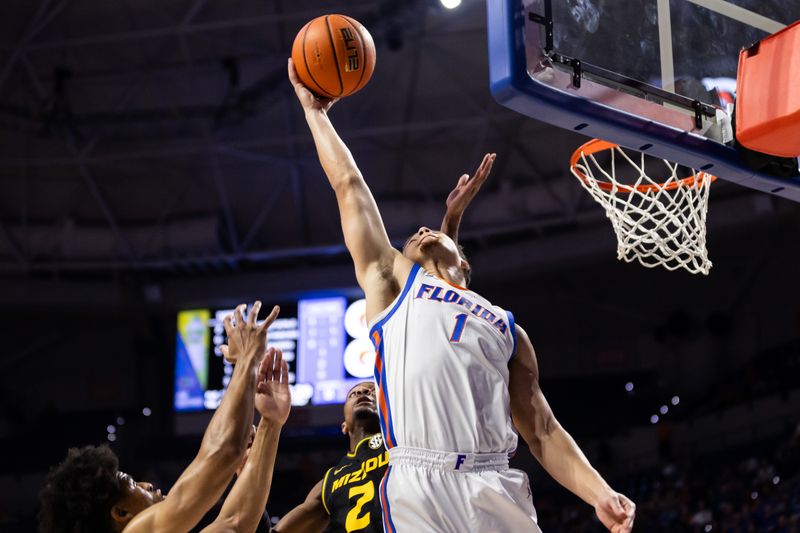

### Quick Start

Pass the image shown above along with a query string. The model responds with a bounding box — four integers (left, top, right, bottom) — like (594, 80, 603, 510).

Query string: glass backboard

(487, 0, 800, 200)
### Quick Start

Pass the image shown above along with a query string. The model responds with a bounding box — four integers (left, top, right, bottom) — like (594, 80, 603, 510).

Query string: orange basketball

(291, 14, 376, 99)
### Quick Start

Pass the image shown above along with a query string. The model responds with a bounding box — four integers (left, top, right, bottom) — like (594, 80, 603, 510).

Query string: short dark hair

(457, 244, 471, 287)
(38, 445, 123, 533)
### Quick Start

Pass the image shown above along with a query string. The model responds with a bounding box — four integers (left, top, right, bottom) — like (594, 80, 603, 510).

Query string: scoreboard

(174, 296, 372, 412)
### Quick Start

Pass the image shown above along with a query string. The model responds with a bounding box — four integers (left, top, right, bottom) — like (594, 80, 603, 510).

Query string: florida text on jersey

(321, 434, 388, 533)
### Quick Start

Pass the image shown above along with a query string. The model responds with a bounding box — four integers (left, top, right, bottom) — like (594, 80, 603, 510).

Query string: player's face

(113, 471, 164, 519)
(402, 227, 461, 266)
(343, 382, 377, 424)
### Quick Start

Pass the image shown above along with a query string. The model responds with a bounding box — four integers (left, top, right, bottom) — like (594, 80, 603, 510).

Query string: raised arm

(289, 59, 405, 306)
(126, 302, 280, 533)
(270, 480, 329, 533)
(202, 348, 291, 533)
(508, 324, 636, 533)
(441, 152, 496, 244)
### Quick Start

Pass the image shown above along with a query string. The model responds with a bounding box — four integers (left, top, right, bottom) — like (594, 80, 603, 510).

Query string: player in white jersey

(289, 60, 635, 533)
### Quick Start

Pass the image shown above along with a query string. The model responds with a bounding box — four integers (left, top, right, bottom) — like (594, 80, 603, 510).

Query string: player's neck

(347, 424, 378, 452)
(424, 259, 466, 288)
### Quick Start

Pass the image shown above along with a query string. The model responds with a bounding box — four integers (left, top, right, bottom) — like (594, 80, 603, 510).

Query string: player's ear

(460, 258, 471, 285)
(341, 421, 348, 435)
(110, 503, 132, 526)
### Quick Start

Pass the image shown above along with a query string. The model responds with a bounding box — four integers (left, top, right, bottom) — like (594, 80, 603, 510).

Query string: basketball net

(570, 139, 716, 275)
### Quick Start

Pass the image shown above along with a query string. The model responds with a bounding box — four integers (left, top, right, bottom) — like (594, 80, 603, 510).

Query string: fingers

(247, 300, 262, 326)
(623, 515, 635, 532)
(474, 153, 496, 183)
(479, 152, 495, 173)
(220, 345, 234, 363)
(274, 349, 284, 382)
(256, 348, 289, 394)
(610, 496, 627, 521)
(258, 347, 276, 385)
(621, 499, 635, 531)
(258, 305, 280, 333)
(223, 314, 233, 338)
(234, 303, 246, 329)
(287, 58, 301, 86)
(280, 359, 289, 388)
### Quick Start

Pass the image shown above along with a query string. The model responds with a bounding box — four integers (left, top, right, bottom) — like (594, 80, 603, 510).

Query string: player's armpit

(272, 480, 329, 533)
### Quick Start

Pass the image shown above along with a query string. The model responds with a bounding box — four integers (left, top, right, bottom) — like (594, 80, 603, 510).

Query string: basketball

(291, 14, 376, 99)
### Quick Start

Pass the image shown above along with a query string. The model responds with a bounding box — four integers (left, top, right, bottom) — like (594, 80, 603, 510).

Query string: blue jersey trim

(380, 465, 398, 533)
(369, 262, 421, 347)
(373, 362, 390, 445)
(507, 310, 517, 361)
(369, 263, 419, 451)
(377, 342, 398, 447)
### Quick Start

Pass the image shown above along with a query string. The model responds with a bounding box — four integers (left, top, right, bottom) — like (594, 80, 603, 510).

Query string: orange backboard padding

(736, 19, 800, 158)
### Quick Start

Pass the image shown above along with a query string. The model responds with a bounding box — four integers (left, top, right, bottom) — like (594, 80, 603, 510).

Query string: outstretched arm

(271, 480, 329, 533)
(202, 348, 292, 533)
(126, 302, 279, 533)
(441, 152, 496, 244)
(289, 59, 405, 310)
(509, 324, 636, 533)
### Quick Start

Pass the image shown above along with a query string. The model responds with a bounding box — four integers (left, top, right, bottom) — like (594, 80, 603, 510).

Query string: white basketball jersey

(368, 263, 519, 453)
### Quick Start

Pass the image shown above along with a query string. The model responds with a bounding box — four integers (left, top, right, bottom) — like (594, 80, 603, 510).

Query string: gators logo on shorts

(369, 434, 383, 450)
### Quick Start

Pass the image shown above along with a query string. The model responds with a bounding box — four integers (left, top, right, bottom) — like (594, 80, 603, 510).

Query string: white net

(570, 140, 715, 275)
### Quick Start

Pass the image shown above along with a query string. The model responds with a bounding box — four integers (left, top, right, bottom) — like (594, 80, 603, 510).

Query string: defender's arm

(271, 480, 329, 533)
(441, 152, 496, 244)
(202, 349, 291, 533)
(509, 324, 635, 532)
(125, 303, 279, 533)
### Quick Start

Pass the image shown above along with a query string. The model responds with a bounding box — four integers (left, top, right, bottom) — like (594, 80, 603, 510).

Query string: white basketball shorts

(378, 447, 542, 533)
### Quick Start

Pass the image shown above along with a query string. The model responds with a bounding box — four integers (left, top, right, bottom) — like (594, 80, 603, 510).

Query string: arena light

(650, 414, 659, 424)
(624, 381, 634, 392)
(116, 416, 125, 425)
(107, 425, 116, 434)
(659, 405, 668, 415)
(107, 433, 117, 442)
(440, 0, 462, 9)
(142, 407, 152, 417)
(671, 395, 680, 405)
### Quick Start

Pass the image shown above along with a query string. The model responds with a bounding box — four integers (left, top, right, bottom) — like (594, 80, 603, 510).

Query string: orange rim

(569, 138, 717, 194)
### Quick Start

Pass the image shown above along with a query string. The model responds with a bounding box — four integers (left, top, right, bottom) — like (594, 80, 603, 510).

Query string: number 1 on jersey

(450, 313, 468, 343)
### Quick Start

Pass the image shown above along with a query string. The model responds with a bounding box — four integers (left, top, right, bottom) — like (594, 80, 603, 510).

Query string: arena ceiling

(0, 0, 794, 281)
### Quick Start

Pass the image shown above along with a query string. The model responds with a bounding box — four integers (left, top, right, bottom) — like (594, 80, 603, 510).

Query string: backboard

(487, 0, 800, 201)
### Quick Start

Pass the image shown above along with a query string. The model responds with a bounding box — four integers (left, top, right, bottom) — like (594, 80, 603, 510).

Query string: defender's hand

(445, 152, 496, 218)
(255, 347, 291, 426)
(288, 58, 339, 113)
(220, 302, 280, 364)
(595, 491, 635, 533)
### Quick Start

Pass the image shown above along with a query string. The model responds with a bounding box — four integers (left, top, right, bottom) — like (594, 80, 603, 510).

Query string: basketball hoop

(569, 139, 717, 275)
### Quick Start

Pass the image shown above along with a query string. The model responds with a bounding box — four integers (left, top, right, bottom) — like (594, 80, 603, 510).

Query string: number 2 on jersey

(345, 480, 374, 532)
(450, 313, 468, 343)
